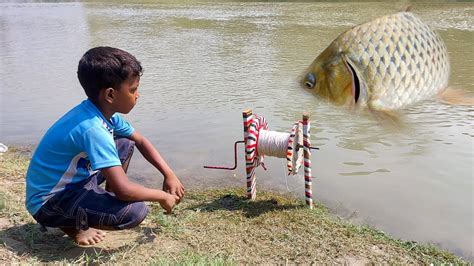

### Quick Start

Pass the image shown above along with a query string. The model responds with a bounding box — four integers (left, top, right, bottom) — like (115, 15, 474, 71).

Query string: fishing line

(282, 158, 298, 193)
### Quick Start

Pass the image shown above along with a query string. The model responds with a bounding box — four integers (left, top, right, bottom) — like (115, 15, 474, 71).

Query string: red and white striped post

(243, 109, 256, 200)
(302, 114, 313, 208)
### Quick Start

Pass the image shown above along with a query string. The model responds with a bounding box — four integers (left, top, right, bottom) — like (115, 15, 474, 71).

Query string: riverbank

(0, 147, 466, 264)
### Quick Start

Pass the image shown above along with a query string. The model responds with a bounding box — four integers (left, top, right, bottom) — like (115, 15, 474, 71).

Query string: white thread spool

(256, 122, 304, 176)
(257, 130, 290, 158)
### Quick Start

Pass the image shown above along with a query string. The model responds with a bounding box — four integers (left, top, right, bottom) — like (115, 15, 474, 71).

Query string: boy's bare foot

(60, 227, 106, 245)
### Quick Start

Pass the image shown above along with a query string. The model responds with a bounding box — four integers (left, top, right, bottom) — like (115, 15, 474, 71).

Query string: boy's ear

(104, 88, 115, 103)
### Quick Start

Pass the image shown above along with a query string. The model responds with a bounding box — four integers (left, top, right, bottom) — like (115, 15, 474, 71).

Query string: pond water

(1, 1, 473, 260)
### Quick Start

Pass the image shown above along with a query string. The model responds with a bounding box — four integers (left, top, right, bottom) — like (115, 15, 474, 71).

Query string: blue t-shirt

(25, 99, 135, 215)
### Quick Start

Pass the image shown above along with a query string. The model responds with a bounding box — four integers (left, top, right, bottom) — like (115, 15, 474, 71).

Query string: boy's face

(113, 75, 140, 114)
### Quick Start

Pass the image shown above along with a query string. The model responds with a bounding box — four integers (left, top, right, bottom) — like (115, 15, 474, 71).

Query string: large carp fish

(301, 8, 466, 112)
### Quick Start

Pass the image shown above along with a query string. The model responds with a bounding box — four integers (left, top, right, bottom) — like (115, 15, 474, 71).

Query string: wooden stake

(302, 114, 313, 208)
(243, 109, 256, 200)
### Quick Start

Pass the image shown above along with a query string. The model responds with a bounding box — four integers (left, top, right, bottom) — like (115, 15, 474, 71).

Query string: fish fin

(368, 108, 405, 129)
(367, 98, 406, 127)
(437, 87, 474, 106)
(399, 5, 412, 12)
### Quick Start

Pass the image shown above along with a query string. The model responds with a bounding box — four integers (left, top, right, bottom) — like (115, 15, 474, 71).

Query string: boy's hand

(130, 131, 185, 201)
(159, 193, 180, 214)
(163, 174, 185, 200)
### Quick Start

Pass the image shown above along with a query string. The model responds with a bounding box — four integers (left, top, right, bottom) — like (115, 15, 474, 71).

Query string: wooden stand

(242, 110, 313, 208)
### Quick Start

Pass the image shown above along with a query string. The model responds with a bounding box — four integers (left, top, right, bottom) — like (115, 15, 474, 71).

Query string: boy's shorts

(33, 138, 148, 231)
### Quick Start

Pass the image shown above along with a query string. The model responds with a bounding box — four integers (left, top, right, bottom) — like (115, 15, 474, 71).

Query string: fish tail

(437, 88, 474, 106)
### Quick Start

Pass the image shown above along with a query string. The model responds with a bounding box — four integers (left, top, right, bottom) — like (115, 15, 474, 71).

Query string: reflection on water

(339, 168, 390, 176)
(1, 1, 473, 260)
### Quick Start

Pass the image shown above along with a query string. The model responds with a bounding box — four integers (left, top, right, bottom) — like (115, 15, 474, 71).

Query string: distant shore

(0, 147, 466, 264)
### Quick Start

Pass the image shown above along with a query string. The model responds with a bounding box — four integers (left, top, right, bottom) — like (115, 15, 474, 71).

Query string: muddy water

(1, 1, 472, 260)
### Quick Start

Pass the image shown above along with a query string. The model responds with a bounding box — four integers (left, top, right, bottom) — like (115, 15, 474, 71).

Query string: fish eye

(304, 73, 316, 89)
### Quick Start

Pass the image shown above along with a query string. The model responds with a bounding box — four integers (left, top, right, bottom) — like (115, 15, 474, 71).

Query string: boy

(25, 46, 184, 246)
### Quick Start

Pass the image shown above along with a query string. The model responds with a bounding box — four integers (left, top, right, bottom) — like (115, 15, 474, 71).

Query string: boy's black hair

(77, 46, 143, 101)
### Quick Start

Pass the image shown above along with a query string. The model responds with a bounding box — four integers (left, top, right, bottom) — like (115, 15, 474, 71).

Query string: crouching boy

(25, 47, 184, 245)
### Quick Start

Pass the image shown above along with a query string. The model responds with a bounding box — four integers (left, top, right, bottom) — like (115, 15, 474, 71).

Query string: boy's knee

(117, 202, 148, 229)
(115, 137, 134, 148)
(115, 138, 135, 164)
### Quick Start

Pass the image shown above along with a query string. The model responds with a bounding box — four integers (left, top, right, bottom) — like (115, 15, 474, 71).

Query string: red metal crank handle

(203, 140, 245, 170)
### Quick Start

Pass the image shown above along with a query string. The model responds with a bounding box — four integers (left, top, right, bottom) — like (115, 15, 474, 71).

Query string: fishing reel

(204, 109, 317, 208)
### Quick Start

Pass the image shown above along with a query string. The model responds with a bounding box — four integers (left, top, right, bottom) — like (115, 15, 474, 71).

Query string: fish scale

(303, 11, 450, 111)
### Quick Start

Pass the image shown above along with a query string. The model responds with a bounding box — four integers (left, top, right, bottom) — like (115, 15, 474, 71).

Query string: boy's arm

(128, 131, 185, 199)
(101, 166, 179, 213)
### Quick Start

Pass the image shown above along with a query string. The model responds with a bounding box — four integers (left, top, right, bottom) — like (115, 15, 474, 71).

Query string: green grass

(149, 250, 234, 265)
(146, 188, 466, 264)
(0, 148, 468, 264)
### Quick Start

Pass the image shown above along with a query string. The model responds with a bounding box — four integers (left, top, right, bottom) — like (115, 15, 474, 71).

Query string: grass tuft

(0, 148, 468, 264)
